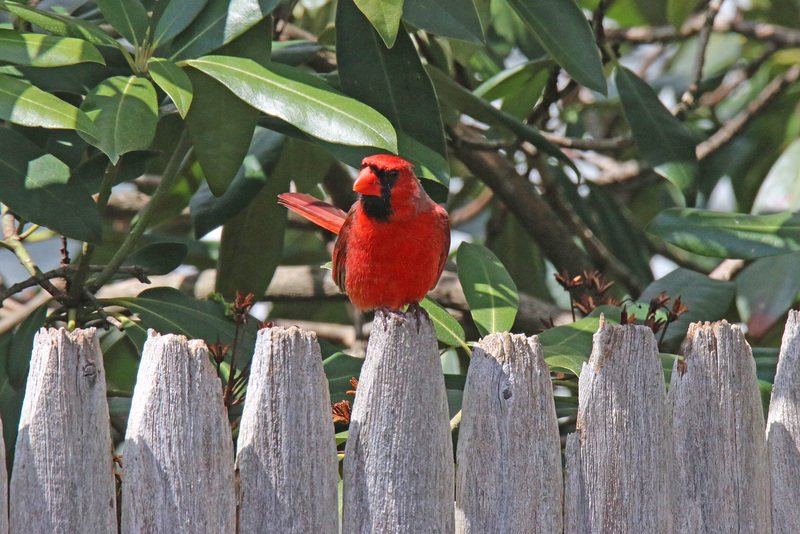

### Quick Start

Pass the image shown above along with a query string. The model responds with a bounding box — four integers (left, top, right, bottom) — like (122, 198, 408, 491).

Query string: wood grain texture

(565, 323, 672, 533)
(236, 326, 339, 533)
(10, 327, 115, 534)
(768, 309, 800, 533)
(121, 331, 235, 534)
(454, 333, 561, 533)
(670, 321, 771, 533)
(342, 309, 454, 533)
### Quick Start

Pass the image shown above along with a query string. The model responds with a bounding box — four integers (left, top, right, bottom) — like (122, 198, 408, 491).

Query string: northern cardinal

(278, 155, 450, 311)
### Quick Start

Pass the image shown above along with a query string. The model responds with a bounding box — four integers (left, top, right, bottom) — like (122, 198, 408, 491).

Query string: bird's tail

(278, 192, 347, 234)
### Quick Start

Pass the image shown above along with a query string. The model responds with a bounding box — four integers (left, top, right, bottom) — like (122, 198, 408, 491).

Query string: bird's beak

(353, 167, 382, 196)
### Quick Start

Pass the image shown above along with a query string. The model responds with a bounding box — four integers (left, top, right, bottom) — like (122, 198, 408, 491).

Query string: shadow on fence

(3, 308, 800, 533)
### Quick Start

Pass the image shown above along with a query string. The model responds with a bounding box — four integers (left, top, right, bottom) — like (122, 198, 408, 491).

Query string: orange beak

(353, 167, 382, 196)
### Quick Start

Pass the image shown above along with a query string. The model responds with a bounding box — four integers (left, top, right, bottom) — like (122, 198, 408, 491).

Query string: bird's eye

(385, 170, 400, 180)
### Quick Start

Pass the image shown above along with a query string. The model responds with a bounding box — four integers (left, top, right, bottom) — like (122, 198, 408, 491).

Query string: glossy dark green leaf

(95, 0, 148, 48)
(184, 67, 259, 196)
(105, 286, 259, 366)
(337, 0, 446, 161)
(79, 76, 158, 163)
(751, 137, 800, 214)
(272, 40, 323, 66)
(0, 73, 98, 138)
(505, 0, 606, 94)
(420, 297, 468, 350)
(403, 0, 483, 43)
(0, 128, 101, 243)
(735, 252, 800, 339)
(538, 306, 622, 375)
(616, 67, 697, 191)
(647, 208, 800, 259)
(152, 0, 210, 47)
(191, 127, 285, 237)
(323, 351, 363, 402)
(148, 57, 193, 117)
(0, 29, 105, 67)
(122, 242, 189, 276)
(8, 303, 48, 388)
(0, 333, 25, 474)
(186, 56, 397, 152)
(425, 65, 574, 170)
(352, 0, 403, 48)
(165, 0, 277, 61)
(638, 268, 734, 343)
(457, 242, 519, 337)
(488, 211, 550, 301)
(215, 141, 292, 299)
(1, 3, 119, 47)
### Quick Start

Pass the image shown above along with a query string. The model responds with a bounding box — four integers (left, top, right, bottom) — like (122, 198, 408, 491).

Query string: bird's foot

(376, 306, 406, 323)
(407, 302, 430, 322)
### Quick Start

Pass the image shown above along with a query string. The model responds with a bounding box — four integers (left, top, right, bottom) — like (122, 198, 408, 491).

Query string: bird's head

(353, 155, 420, 221)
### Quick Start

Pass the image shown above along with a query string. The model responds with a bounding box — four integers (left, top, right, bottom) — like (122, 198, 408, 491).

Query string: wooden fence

(1, 308, 799, 533)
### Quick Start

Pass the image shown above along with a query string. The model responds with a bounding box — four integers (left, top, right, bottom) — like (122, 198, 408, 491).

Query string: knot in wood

(502, 387, 512, 400)
(83, 363, 97, 379)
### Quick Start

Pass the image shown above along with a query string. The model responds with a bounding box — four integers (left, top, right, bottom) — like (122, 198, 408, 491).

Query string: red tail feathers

(278, 192, 347, 234)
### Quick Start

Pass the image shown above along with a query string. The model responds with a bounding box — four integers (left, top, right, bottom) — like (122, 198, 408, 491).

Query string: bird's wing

(278, 192, 347, 234)
(433, 204, 451, 290)
(332, 207, 358, 293)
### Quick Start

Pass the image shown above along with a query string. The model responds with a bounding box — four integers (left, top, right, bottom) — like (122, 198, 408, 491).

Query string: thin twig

(83, 288, 124, 330)
(540, 133, 634, 151)
(676, 0, 725, 118)
(1, 209, 64, 301)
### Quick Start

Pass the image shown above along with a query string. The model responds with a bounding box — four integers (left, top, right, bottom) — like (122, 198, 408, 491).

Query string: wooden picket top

(9, 328, 115, 534)
(3, 314, 800, 532)
(236, 326, 338, 533)
(342, 309, 454, 533)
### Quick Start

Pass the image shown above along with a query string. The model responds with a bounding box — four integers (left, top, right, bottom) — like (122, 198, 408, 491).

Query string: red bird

(278, 155, 450, 311)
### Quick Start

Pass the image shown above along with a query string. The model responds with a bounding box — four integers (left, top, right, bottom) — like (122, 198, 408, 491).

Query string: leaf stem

(87, 130, 193, 292)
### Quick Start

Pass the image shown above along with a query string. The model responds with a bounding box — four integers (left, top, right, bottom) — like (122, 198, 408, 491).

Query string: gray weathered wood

(236, 326, 338, 533)
(670, 321, 771, 533)
(565, 322, 672, 533)
(768, 309, 800, 533)
(10, 327, 115, 534)
(122, 331, 235, 533)
(343, 309, 454, 533)
(454, 333, 561, 533)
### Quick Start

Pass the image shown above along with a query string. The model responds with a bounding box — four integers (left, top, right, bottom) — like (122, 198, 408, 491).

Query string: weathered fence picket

(455, 332, 562, 533)
(767, 309, 800, 533)
(343, 309, 455, 533)
(121, 331, 235, 533)
(9, 328, 115, 534)
(565, 322, 673, 533)
(670, 321, 772, 533)
(236, 326, 338, 533)
(3, 312, 800, 532)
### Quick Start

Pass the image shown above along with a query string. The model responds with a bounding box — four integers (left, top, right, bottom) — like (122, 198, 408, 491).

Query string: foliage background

(0, 0, 798, 473)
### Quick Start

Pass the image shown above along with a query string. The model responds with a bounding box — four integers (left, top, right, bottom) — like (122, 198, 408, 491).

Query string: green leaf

(323, 351, 363, 402)
(0, 3, 119, 47)
(94, 0, 149, 49)
(668, 0, 701, 28)
(505, 0, 606, 94)
(638, 268, 735, 343)
(8, 303, 48, 388)
(736, 252, 800, 339)
(352, 0, 403, 48)
(0, 29, 105, 67)
(122, 242, 189, 276)
(457, 242, 519, 337)
(616, 67, 697, 191)
(538, 306, 622, 375)
(272, 40, 322, 66)
(397, 132, 449, 190)
(152, 0, 210, 48)
(190, 127, 285, 237)
(185, 56, 398, 152)
(0, 73, 98, 138)
(751, 137, 800, 214)
(184, 68, 259, 196)
(215, 141, 293, 299)
(147, 57, 193, 117)
(420, 297, 468, 350)
(79, 76, 158, 163)
(165, 0, 277, 61)
(425, 65, 574, 170)
(0, 128, 101, 243)
(105, 287, 259, 365)
(403, 0, 484, 43)
(647, 208, 800, 259)
(338, 0, 445, 161)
